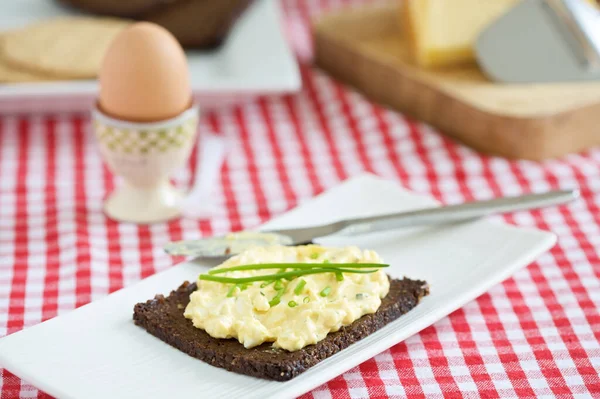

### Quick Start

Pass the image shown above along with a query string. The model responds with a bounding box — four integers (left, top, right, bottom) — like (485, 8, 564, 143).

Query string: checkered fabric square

(1, 1, 599, 398)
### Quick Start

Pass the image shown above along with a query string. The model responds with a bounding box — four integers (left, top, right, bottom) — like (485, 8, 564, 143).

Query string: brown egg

(98, 22, 191, 122)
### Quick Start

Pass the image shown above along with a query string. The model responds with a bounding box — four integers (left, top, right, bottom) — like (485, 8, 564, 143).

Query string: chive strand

(200, 267, 380, 284)
(260, 280, 275, 288)
(274, 279, 283, 290)
(294, 279, 307, 295)
(269, 288, 285, 307)
(268, 296, 281, 307)
(208, 262, 388, 275)
(226, 285, 236, 297)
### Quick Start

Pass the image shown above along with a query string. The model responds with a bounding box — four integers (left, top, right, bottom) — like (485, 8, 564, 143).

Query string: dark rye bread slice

(133, 277, 429, 381)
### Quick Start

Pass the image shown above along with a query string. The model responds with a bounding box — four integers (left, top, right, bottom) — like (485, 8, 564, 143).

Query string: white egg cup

(92, 105, 199, 224)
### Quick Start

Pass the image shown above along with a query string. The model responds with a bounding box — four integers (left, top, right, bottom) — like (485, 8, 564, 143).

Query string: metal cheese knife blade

(164, 189, 579, 258)
(476, 0, 600, 83)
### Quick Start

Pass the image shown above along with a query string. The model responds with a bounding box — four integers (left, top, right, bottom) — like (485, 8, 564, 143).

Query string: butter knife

(164, 189, 579, 258)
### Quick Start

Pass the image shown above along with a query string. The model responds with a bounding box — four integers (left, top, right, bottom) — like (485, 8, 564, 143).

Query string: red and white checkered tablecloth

(2, 1, 600, 398)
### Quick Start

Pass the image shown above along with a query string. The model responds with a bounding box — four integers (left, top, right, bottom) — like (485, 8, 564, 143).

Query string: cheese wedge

(402, 0, 520, 68)
(403, 0, 600, 68)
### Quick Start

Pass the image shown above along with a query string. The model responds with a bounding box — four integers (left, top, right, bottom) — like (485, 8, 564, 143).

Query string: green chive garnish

(274, 279, 283, 290)
(269, 296, 281, 307)
(294, 279, 307, 295)
(320, 286, 331, 297)
(303, 296, 310, 304)
(288, 300, 298, 308)
(200, 268, 381, 284)
(269, 288, 285, 307)
(260, 280, 275, 288)
(310, 253, 320, 259)
(335, 272, 344, 281)
(226, 285, 236, 297)
(207, 263, 387, 275)
(323, 260, 330, 264)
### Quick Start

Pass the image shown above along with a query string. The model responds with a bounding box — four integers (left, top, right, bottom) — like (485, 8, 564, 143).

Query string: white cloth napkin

(180, 132, 227, 219)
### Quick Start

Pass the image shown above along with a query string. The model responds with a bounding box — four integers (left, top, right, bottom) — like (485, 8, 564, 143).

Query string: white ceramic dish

(0, 0, 300, 113)
(0, 174, 556, 399)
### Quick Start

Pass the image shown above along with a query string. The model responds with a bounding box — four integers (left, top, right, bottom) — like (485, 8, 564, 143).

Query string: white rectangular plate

(0, 0, 300, 113)
(0, 174, 556, 399)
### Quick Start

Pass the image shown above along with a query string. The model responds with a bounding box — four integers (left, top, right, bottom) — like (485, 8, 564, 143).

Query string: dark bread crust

(133, 277, 429, 381)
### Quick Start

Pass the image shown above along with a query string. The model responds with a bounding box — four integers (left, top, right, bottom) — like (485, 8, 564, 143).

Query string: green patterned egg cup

(93, 106, 199, 224)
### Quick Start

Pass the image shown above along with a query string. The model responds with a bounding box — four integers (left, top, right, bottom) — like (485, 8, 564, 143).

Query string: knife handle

(338, 189, 579, 235)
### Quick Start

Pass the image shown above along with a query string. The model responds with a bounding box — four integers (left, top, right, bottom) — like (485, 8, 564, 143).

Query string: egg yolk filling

(184, 245, 390, 352)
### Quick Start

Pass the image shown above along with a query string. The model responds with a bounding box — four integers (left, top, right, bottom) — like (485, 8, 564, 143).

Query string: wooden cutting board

(313, 2, 600, 160)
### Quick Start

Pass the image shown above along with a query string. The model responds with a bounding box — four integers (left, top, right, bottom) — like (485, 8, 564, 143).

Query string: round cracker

(0, 57, 51, 82)
(0, 35, 54, 83)
(2, 17, 130, 79)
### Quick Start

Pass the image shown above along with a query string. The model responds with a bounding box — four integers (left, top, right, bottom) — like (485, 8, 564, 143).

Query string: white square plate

(0, 174, 556, 399)
(0, 0, 300, 113)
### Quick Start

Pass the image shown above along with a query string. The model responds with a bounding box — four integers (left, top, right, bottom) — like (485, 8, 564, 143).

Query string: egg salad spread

(183, 245, 390, 351)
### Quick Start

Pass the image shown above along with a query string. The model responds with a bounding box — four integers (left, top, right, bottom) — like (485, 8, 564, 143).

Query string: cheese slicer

(476, 0, 600, 83)
(164, 189, 579, 258)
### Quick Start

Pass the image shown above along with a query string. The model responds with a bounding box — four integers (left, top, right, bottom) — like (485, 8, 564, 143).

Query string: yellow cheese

(403, 0, 599, 68)
(402, 0, 520, 68)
